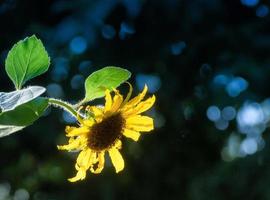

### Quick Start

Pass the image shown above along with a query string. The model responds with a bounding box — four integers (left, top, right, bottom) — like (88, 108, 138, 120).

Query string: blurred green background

(1, 0, 270, 199)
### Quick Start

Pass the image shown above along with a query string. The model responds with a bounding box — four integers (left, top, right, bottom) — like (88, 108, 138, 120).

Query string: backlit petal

(82, 119, 94, 127)
(90, 151, 105, 174)
(110, 90, 123, 112)
(68, 169, 86, 182)
(123, 95, 155, 117)
(66, 126, 89, 137)
(123, 129, 141, 141)
(114, 139, 122, 149)
(65, 126, 76, 135)
(87, 106, 104, 122)
(109, 148, 124, 173)
(122, 82, 133, 106)
(76, 149, 93, 169)
(126, 115, 154, 132)
(88, 106, 104, 117)
(57, 137, 87, 151)
(124, 85, 148, 108)
(68, 149, 94, 182)
(104, 89, 112, 112)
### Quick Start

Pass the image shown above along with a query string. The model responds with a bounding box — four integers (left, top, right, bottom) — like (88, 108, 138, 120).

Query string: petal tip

(143, 84, 148, 92)
(115, 163, 125, 173)
(57, 145, 65, 150)
(150, 95, 156, 104)
(65, 126, 71, 132)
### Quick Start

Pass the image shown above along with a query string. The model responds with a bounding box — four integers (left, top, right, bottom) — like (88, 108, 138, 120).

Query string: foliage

(0, 36, 131, 137)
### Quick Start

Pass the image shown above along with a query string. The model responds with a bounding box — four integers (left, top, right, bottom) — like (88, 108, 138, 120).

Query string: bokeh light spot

(69, 36, 87, 54)
(119, 22, 135, 40)
(14, 189, 29, 200)
(222, 106, 236, 121)
(215, 119, 229, 130)
(240, 0, 259, 7)
(170, 41, 186, 55)
(0, 183, 10, 200)
(226, 77, 248, 97)
(256, 5, 269, 17)
(213, 74, 229, 86)
(240, 138, 258, 155)
(237, 103, 264, 126)
(206, 106, 221, 122)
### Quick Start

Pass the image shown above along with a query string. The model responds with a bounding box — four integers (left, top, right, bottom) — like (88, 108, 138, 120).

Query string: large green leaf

(0, 97, 48, 137)
(5, 35, 50, 89)
(84, 66, 131, 102)
(0, 86, 46, 113)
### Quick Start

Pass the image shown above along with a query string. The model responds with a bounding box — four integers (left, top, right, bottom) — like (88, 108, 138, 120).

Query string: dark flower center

(88, 113, 124, 151)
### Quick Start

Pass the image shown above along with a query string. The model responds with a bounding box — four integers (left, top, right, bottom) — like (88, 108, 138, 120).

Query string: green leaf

(0, 97, 48, 137)
(0, 86, 46, 113)
(5, 35, 50, 89)
(84, 66, 131, 102)
(0, 125, 25, 137)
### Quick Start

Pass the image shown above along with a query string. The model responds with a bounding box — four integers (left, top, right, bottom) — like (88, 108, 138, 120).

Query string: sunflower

(58, 84, 156, 182)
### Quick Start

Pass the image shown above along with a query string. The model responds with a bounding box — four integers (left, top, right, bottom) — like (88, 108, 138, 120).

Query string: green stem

(48, 98, 78, 118)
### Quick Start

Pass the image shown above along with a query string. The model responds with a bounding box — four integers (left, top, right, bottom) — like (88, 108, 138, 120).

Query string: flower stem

(48, 98, 78, 118)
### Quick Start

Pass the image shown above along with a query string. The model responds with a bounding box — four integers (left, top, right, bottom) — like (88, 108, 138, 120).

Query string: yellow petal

(82, 119, 94, 127)
(110, 90, 123, 113)
(68, 169, 86, 182)
(71, 149, 96, 181)
(122, 82, 133, 106)
(65, 126, 74, 132)
(124, 85, 148, 108)
(66, 126, 89, 137)
(109, 148, 124, 173)
(90, 151, 105, 174)
(76, 149, 93, 170)
(57, 137, 87, 151)
(134, 95, 155, 114)
(104, 89, 112, 112)
(88, 106, 104, 117)
(87, 106, 104, 122)
(126, 115, 154, 132)
(123, 129, 141, 141)
(114, 139, 122, 149)
(123, 95, 155, 117)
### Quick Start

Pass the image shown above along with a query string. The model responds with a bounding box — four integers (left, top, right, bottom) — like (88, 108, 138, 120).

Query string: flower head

(58, 84, 155, 182)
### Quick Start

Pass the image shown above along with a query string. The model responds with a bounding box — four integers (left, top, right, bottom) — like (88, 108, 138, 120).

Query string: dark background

(1, 0, 270, 199)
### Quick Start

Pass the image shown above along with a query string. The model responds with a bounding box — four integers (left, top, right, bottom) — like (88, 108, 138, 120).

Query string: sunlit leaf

(0, 125, 25, 138)
(84, 66, 131, 102)
(5, 35, 50, 89)
(0, 86, 46, 113)
(0, 97, 49, 137)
